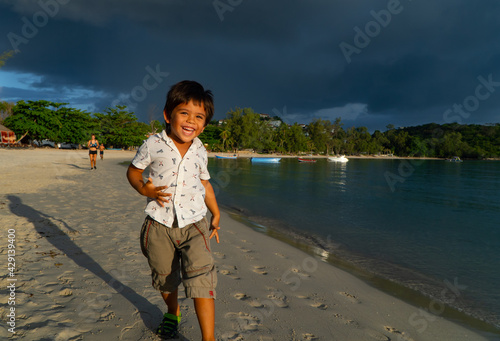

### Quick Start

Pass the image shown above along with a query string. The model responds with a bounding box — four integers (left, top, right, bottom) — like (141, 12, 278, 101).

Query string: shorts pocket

(140, 217, 152, 258)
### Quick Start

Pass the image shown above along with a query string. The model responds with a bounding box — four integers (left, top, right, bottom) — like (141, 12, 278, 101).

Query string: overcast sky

(1, 0, 499, 132)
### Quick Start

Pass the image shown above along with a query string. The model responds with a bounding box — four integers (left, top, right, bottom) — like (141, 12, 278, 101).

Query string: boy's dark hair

(164, 80, 214, 127)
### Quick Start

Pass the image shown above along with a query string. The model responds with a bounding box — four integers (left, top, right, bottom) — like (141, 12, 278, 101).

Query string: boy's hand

(209, 215, 220, 243)
(142, 177, 171, 207)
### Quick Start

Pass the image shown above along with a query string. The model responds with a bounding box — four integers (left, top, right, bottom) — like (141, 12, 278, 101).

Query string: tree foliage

(94, 106, 150, 148)
(4, 100, 64, 142)
(3, 100, 149, 148)
(203, 109, 499, 159)
(2, 100, 498, 158)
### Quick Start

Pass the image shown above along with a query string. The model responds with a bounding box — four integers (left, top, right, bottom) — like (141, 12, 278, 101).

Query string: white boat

(251, 157, 281, 163)
(328, 155, 349, 163)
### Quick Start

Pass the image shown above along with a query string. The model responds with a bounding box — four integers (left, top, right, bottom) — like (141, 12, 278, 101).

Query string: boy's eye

(196, 115, 205, 120)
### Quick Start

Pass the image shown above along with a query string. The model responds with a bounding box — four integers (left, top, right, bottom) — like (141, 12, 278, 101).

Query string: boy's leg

(161, 288, 180, 316)
(193, 297, 215, 341)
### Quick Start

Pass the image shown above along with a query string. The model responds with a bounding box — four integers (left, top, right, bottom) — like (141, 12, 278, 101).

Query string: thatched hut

(0, 124, 16, 144)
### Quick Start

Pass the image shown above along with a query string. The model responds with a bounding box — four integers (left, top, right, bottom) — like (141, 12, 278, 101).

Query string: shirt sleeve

(199, 148, 210, 181)
(131, 140, 151, 170)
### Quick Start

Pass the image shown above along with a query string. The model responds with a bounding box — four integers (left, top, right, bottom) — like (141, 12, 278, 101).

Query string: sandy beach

(0, 149, 494, 340)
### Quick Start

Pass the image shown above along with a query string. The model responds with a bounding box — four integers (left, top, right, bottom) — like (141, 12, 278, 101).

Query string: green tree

(199, 123, 222, 150)
(94, 106, 149, 148)
(0, 101, 15, 124)
(287, 123, 309, 153)
(307, 119, 331, 154)
(3, 100, 63, 143)
(57, 106, 95, 144)
(0, 50, 15, 69)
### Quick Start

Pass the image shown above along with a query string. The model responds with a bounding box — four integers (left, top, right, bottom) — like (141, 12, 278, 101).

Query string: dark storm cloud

(1, 0, 499, 131)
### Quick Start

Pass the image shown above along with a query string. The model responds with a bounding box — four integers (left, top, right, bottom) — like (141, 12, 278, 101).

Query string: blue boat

(215, 155, 237, 159)
(251, 157, 281, 163)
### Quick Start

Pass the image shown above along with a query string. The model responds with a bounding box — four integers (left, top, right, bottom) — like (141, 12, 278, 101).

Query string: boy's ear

(163, 109, 170, 124)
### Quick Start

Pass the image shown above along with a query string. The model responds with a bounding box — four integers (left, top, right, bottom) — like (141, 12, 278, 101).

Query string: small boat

(215, 155, 237, 159)
(446, 156, 463, 162)
(328, 155, 349, 163)
(251, 157, 281, 163)
(298, 157, 317, 163)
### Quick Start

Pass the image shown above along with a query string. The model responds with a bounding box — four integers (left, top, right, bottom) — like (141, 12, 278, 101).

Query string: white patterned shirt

(131, 130, 210, 228)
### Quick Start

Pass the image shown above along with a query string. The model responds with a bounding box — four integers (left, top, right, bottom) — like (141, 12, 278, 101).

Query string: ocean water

(208, 157, 500, 333)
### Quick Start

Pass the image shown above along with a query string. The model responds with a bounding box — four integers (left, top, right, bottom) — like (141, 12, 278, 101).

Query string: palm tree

(221, 129, 231, 151)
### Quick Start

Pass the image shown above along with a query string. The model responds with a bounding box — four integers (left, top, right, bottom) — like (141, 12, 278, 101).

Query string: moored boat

(215, 155, 237, 159)
(298, 157, 317, 163)
(328, 155, 349, 163)
(446, 156, 463, 162)
(251, 157, 281, 163)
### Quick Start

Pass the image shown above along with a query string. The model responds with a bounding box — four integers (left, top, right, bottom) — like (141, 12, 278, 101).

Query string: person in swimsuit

(99, 143, 105, 160)
(87, 134, 99, 170)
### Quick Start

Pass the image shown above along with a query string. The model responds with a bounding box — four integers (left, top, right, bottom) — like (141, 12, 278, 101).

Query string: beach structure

(0, 124, 16, 144)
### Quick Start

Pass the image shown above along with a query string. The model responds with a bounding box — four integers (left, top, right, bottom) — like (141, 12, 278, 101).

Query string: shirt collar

(159, 130, 202, 154)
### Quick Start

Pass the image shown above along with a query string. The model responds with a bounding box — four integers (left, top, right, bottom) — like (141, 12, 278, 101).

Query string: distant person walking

(99, 143, 105, 160)
(87, 134, 99, 170)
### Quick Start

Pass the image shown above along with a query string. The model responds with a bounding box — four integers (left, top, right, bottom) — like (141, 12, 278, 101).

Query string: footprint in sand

(267, 288, 288, 308)
(291, 267, 311, 278)
(213, 251, 226, 259)
(233, 293, 265, 308)
(221, 332, 244, 340)
(333, 313, 359, 327)
(274, 252, 287, 258)
(310, 302, 328, 310)
(302, 333, 319, 340)
(236, 246, 253, 253)
(225, 312, 261, 332)
(58, 288, 73, 296)
(233, 293, 250, 301)
(57, 271, 74, 285)
(99, 311, 116, 321)
(339, 291, 360, 303)
(296, 294, 329, 310)
(384, 326, 415, 341)
(252, 265, 268, 275)
(219, 265, 240, 280)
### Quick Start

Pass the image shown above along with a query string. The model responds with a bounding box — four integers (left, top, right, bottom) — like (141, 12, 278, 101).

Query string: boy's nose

(186, 114, 195, 123)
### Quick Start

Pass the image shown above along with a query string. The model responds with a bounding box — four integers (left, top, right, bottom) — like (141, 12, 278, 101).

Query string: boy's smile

(164, 100, 207, 150)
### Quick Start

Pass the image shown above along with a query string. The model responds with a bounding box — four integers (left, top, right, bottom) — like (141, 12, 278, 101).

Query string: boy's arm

(201, 179, 221, 243)
(127, 164, 171, 207)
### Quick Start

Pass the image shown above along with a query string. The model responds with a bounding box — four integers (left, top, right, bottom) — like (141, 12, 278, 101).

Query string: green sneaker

(157, 312, 181, 339)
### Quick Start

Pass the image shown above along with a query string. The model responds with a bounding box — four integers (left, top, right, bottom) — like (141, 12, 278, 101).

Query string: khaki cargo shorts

(140, 216, 217, 298)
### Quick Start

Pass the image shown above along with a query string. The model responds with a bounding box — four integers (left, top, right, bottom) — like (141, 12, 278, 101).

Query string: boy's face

(164, 100, 207, 145)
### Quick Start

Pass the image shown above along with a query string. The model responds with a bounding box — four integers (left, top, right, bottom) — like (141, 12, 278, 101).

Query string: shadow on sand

(6, 195, 184, 338)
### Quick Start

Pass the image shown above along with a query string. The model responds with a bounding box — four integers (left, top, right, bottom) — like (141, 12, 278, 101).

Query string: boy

(127, 80, 220, 340)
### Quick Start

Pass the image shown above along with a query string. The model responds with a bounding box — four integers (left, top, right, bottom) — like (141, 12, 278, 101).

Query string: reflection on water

(328, 162, 347, 191)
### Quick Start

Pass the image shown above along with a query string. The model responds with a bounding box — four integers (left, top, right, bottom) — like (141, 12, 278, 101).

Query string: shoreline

(0, 149, 498, 340)
(208, 151, 500, 161)
(222, 206, 500, 335)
